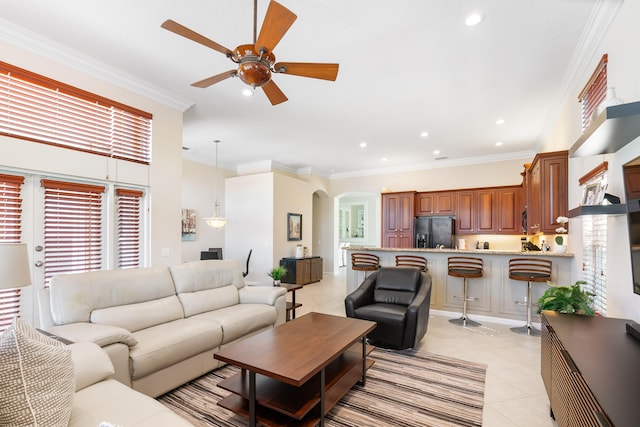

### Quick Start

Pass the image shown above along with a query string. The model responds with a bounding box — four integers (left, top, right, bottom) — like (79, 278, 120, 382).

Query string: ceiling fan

(161, 0, 339, 105)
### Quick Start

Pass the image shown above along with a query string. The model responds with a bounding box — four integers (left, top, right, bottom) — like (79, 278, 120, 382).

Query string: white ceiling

(0, 0, 612, 177)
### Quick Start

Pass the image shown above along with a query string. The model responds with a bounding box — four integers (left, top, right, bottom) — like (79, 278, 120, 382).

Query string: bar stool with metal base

(351, 253, 380, 281)
(448, 257, 483, 327)
(395, 255, 428, 272)
(509, 258, 552, 336)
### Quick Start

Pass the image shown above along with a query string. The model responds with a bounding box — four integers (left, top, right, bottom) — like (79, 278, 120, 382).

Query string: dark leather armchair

(345, 267, 432, 349)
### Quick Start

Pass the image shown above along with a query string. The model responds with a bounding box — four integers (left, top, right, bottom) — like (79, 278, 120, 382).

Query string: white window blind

(0, 173, 25, 332)
(42, 179, 105, 285)
(0, 61, 152, 164)
(116, 188, 144, 269)
(582, 215, 607, 315)
(578, 54, 608, 132)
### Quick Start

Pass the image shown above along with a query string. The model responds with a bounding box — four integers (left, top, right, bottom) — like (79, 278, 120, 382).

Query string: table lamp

(0, 243, 32, 291)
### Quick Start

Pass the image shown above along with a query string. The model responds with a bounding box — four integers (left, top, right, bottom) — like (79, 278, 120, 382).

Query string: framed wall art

(287, 213, 302, 241)
(181, 208, 196, 241)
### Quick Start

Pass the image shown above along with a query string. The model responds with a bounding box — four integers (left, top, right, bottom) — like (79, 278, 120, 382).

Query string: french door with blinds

(0, 172, 147, 331)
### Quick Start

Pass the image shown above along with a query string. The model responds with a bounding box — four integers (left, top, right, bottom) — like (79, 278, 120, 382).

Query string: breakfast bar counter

(346, 247, 574, 324)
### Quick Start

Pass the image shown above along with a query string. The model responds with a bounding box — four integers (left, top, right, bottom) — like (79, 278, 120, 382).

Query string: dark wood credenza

(280, 256, 322, 285)
(541, 311, 640, 427)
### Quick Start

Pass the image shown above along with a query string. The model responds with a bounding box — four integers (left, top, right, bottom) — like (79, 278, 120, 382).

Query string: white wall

(180, 159, 235, 262)
(224, 173, 274, 282)
(542, 0, 640, 320)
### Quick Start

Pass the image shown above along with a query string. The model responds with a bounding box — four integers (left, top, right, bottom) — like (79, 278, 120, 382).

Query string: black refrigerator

(414, 216, 455, 248)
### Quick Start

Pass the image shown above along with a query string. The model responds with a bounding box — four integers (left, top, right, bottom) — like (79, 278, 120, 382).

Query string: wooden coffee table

(214, 312, 376, 427)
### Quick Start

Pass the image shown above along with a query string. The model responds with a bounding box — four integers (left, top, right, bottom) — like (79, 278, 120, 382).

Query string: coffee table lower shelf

(218, 345, 375, 426)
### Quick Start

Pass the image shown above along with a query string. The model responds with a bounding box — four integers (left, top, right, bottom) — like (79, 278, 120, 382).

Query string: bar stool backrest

(351, 253, 380, 272)
(509, 258, 552, 282)
(395, 255, 428, 271)
(447, 256, 483, 278)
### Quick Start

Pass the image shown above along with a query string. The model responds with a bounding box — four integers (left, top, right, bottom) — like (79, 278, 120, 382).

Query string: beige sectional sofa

(38, 259, 287, 397)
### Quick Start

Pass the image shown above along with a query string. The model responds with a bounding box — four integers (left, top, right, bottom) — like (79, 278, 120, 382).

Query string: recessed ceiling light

(420, 131, 429, 138)
(465, 13, 483, 26)
(242, 88, 253, 97)
(359, 142, 367, 148)
(495, 141, 503, 147)
(433, 150, 440, 155)
(382, 157, 388, 162)
(496, 118, 505, 125)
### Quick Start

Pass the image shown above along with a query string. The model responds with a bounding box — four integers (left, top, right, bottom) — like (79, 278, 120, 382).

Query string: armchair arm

(345, 273, 378, 317)
(405, 272, 432, 348)
(238, 286, 286, 305)
(46, 322, 138, 348)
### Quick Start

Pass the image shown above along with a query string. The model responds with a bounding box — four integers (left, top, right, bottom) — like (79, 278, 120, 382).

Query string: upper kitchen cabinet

(456, 189, 496, 234)
(415, 191, 456, 216)
(382, 191, 415, 248)
(525, 151, 568, 235)
(496, 186, 524, 234)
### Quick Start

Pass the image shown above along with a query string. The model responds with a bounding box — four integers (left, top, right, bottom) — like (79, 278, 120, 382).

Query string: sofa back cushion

(49, 267, 176, 326)
(170, 260, 244, 317)
(90, 296, 184, 332)
(373, 267, 421, 306)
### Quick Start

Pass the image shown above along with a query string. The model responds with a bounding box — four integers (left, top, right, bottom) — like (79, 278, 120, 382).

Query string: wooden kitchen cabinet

(526, 151, 568, 235)
(280, 257, 323, 285)
(456, 189, 496, 234)
(415, 191, 456, 216)
(624, 164, 640, 198)
(382, 191, 415, 248)
(496, 186, 524, 234)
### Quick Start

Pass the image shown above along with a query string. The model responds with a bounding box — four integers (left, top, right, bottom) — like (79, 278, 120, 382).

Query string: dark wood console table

(280, 256, 322, 285)
(541, 311, 640, 427)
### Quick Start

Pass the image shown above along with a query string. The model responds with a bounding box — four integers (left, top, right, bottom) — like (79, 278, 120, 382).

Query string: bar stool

(448, 257, 483, 327)
(509, 258, 552, 336)
(351, 253, 380, 281)
(395, 255, 428, 272)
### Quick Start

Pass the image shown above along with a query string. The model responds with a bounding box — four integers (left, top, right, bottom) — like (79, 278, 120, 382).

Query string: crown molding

(329, 151, 535, 180)
(0, 18, 193, 112)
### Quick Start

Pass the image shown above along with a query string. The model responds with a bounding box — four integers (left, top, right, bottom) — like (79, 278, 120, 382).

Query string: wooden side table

(279, 283, 302, 321)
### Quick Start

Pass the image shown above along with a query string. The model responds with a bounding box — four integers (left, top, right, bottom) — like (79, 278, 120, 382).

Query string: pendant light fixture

(204, 140, 228, 228)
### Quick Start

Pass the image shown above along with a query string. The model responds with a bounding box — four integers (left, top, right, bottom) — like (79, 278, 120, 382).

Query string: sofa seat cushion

(70, 379, 193, 427)
(191, 304, 276, 344)
(129, 318, 222, 380)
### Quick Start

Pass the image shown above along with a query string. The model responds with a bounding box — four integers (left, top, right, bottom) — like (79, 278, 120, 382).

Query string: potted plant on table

(554, 216, 569, 253)
(268, 266, 287, 286)
(537, 280, 596, 316)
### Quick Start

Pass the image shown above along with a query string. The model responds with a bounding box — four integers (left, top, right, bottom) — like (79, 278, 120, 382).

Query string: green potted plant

(268, 266, 287, 286)
(537, 280, 595, 316)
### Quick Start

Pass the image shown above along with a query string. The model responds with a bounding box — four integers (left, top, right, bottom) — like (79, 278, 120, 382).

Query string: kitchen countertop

(345, 246, 574, 257)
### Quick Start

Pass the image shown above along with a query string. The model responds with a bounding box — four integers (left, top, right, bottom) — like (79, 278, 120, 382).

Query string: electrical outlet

(161, 248, 170, 257)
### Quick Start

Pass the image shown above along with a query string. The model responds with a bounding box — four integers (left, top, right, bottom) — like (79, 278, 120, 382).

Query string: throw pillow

(0, 317, 75, 426)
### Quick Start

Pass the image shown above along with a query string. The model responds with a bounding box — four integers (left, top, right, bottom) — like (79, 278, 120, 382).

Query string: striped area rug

(158, 349, 486, 427)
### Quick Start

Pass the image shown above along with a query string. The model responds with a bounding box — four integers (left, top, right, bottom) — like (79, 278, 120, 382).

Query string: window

(116, 188, 144, 269)
(42, 179, 105, 285)
(582, 215, 607, 315)
(0, 173, 25, 332)
(578, 54, 608, 132)
(0, 61, 152, 164)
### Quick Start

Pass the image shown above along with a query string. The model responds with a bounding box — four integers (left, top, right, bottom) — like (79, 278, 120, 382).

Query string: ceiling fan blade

(255, 1, 297, 53)
(262, 80, 288, 105)
(191, 70, 236, 88)
(161, 19, 233, 56)
(274, 62, 339, 81)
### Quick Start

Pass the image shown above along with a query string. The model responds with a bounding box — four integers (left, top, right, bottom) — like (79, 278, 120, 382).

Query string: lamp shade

(0, 243, 31, 290)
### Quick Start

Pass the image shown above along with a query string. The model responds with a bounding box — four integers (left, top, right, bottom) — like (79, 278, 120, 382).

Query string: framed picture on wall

(287, 213, 302, 241)
(181, 208, 196, 241)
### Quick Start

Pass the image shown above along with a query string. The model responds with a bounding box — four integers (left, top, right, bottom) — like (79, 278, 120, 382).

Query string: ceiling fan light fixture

(235, 44, 275, 87)
(242, 87, 254, 97)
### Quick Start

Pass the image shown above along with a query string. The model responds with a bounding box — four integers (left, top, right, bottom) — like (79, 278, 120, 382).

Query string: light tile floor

(291, 269, 557, 427)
